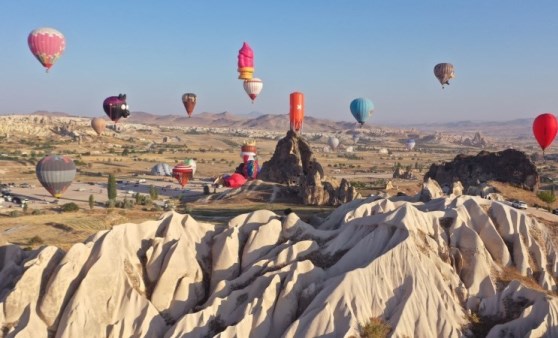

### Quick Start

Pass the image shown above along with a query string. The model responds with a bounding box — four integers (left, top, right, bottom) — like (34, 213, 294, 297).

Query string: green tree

(149, 185, 158, 200)
(537, 190, 556, 211)
(108, 174, 117, 201)
(89, 194, 95, 210)
(121, 148, 129, 156)
(61, 202, 80, 212)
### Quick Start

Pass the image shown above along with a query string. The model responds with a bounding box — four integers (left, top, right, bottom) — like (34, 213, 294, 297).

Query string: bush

(106, 199, 116, 208)
(32, 209, 45, 215)
(8, 210, 21, 217)
(359, 317, 391, 338)
(61, 202, 80, 212)
(28, 236, 44, 245)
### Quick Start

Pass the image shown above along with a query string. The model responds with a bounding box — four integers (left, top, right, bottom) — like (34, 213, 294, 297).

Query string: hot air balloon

(328, 136, 340, 150)
(185, 159, 197, 177)
(533, 113, 558, 154)
(405, 139, 416, 151)
(290, 92, 304, 133)
(151, 163, 172, 176)
(103, 94, 130, 123)
(239, 140, 259, 179)
(434, 63, 455, 88)
(91, 117, 106, 136)
(237, 42, 254, 80)
(172, 163, 193, 187)
(243, 78, 263, 103)
(182, 93, 197, 117)
(352, 131, 361, 144)
(224, 173, 247, 188)
(36, 155, 76, 198)
(28, 27, 66, 72)
(350, 98, 374, 125)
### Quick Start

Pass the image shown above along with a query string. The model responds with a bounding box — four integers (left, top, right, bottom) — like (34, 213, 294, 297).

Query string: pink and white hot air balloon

(28, 27, 66, 72)
(243, 78, 263, 103)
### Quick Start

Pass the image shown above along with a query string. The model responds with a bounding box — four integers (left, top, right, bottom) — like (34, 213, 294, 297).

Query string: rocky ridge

(1, 192, 558, 337)
(258, 130, 360, 206)
(424, 149, 539, 192)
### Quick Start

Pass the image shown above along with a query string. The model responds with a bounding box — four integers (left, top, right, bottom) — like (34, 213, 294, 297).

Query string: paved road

(0, 177, 227, 210)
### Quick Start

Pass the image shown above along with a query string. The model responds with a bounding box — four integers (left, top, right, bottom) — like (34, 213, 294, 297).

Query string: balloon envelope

(172, 163, 193, 187)
(434, 63, 455, 87)
(28, 27, 65, 71)
(151, 163, 172, 176)
(182, 93, 197, 117)
(91, 118, 106, 136)
(103, 94, 130, 123)
(328, 136, 340, 150)
(237, 42, 254, 80)
(533, 113, 558, 151)
(225, 173, 247, 188)
(184, 159, 196, 177)
(405, 139, 416, 151)
(243, 78, 263, 102)
(289, 92, 304, 133)
(242, 160, 259, 180)
(350, 98, 374, 125)
(36, 155, 76, 198)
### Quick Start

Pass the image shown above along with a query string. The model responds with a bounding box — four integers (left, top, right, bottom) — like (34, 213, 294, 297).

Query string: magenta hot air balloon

(28, 27, 66, 72)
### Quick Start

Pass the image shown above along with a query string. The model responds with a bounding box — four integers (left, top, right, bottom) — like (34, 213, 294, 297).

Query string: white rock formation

(1, 194, 558, 337)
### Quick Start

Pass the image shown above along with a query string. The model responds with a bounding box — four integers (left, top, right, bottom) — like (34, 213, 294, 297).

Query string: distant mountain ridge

(13, 111, 535, 136)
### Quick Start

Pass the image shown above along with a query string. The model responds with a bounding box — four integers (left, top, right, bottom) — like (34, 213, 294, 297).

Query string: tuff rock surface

(424, 149, 539, 192)
(1, 192, 558, 337)
(259, 130, 360, 206)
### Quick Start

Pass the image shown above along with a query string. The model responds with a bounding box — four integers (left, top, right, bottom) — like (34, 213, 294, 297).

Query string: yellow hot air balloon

(91, 117, 106, 136)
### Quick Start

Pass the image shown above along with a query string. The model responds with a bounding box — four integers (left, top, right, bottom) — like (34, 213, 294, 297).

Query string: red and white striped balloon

(28, 27, 66, 72)
(243, 78, 263, 103)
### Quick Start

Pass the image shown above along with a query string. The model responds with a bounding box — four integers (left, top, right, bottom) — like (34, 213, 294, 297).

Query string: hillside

(1, 193, 557, 337)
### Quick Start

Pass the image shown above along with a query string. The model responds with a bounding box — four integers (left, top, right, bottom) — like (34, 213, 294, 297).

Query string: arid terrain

(0, 112, 555, 249)
(2, 112, 558, 337)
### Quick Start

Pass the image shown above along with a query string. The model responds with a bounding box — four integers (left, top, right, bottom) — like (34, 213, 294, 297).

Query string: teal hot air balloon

(36, 155, 76, 198)
(350, 98, 374, 125)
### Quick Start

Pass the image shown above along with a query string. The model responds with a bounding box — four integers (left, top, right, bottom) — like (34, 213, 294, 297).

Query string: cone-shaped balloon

(405, 138, 416, 151)
(243, 78, 263, 102)
(289, 92, 304, 133)
(172, 163, 193, 187)
(103, 94, 130, 123)
(36, 155, 76, 198)
(91, 117, 106, 136)
(328, 136, 340, 150)
(28, 27, 65, 72)
(237, 42, 254, 80)
(350, 98, 374, 125)
(182, 93, 197, 117)
(434, 63, 455, 88)
(533, 113, 558, 151)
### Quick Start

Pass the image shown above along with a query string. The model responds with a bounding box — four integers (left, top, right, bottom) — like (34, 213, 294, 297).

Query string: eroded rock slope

(1, 195, 558, 337)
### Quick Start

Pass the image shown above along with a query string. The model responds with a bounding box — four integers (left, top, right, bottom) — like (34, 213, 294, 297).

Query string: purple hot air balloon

(103, 94, 130, 123)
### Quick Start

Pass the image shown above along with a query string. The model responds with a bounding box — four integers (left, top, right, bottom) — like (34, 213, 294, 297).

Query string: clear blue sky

(1, 1, 558, 124)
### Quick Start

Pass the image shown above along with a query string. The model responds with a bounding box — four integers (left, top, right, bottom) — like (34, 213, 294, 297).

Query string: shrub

(28, 236, 44, 245)
(61, 202, 80, 212)
(359, 317, 391, 338)
(8, 210, 21, 217)
(106, 199, 116, 208)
